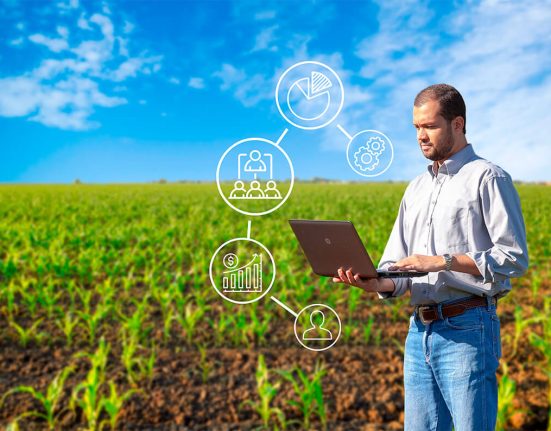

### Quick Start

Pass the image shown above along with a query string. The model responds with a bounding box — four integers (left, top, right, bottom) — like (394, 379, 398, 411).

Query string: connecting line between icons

(270, 295, 298, 318)
(336, 124, 352, 140)
(274, 128, 289, 146)
(247, 220, 252, 239)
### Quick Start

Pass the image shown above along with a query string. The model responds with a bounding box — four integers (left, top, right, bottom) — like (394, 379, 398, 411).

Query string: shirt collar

(427, 144, 476, 177)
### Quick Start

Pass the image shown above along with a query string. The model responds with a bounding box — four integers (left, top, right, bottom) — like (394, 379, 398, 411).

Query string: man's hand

(390, 254, 445, 272)
(332, 267, 395, 294)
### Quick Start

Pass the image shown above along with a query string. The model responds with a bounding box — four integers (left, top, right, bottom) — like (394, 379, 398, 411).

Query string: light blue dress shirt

(378, 144, 528, 305)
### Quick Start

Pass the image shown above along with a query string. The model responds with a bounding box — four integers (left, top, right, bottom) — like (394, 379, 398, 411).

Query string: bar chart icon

(222, 253, 262, 293)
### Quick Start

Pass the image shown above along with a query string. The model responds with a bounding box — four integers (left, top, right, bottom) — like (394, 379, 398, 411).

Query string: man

(333, 84, 528, 431)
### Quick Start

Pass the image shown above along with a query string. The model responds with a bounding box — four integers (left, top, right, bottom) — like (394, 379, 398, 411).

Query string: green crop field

(0, 183, 549, 430)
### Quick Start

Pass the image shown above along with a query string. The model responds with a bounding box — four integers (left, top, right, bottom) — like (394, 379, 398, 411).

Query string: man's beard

(424, 127, 455, 161)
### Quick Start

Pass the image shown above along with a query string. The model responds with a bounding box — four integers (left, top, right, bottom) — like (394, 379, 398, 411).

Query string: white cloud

(0, 7, 162, 130)
(169, 77, 181, 85)
(109, 56, 163, 81)
(123, 20, 134, 34)
(9, 37, 24, 47)
(57, 0, 79, 12)
(0, 77, 41, 117)
(254, 10, 276, 21)
(29, 33, 69, 52)
(138, 99, 146, 105)
(188, 77, 205, 89)
(77, 13, 91, 30)
(212, 63, 272, 107)
(348, 0, 551, 181)
(249, 25, 278, 53)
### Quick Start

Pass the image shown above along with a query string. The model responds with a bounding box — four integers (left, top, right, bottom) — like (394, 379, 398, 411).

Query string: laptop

(289, 219, 428, 279)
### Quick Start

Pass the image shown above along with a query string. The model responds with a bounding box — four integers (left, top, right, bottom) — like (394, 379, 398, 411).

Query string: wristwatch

(443, 253, 453, 271)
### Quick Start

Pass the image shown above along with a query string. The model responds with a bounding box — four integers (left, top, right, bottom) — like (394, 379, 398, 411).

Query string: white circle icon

(294, 303, 341, 351)
(216, 137, 294, 216)
(276, 61, 344, 130)
(209, 237, 276, 305)
(346, 129, 394, 177)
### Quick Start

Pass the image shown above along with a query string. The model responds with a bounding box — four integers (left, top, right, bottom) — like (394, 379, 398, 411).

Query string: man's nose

(417, 129, 429, 141)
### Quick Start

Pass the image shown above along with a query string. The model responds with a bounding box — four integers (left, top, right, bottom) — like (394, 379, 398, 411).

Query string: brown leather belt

(415, 296, 497, 325)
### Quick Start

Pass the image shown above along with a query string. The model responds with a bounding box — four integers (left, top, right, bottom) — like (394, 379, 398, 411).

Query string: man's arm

(391, 175, 528, 282)
(332, 268, 395, 294)
(465, 175, 528, 282)
(390, 253, 481, 275)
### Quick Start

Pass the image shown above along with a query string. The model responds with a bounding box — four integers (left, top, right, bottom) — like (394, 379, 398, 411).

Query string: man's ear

(453, 116, 464, 133)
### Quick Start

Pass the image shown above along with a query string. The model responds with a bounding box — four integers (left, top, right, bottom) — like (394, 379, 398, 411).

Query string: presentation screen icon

(276, 61, 344, 130)
(217, 137, 294, 216)
(209, 237, 275, 305)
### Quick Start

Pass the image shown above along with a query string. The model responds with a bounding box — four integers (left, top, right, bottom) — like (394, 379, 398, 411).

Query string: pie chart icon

(287, 71, 333, 121)
(276, 61, 344, 130)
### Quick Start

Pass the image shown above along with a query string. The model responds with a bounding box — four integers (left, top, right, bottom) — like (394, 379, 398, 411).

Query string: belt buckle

(416, 305, 433, 325)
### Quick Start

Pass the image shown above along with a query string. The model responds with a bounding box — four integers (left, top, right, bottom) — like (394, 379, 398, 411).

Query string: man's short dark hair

(414, 84, 466, 134)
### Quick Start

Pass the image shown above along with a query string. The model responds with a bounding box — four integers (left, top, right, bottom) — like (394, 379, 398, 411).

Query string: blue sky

(1, 0, 550, 183)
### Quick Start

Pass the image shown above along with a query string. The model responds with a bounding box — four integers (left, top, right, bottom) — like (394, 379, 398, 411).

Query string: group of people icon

(229, 180, 282, 200)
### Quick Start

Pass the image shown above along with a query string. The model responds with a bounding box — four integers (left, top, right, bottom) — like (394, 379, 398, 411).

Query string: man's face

(412, 99, 454, 162)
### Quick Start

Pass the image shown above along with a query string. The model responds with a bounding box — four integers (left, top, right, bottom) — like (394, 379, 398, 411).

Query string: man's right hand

(332, 267, 395, 294)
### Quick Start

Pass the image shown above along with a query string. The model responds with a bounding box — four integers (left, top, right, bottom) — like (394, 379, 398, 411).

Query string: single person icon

(264, 180, 282, 199)
(243, 150, 267, 175)
(246, 180, 265, 198)
(229, 180, 246, 199)
(302, 310, 333, 341)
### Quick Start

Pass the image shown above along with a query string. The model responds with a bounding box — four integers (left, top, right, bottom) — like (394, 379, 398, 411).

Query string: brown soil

(0, 293, 549, 430)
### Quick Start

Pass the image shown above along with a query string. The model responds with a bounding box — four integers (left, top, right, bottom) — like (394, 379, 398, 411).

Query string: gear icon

(366, 136, 385, 156)
(353, 137, 386, 172)
(353, 146, 379, 171)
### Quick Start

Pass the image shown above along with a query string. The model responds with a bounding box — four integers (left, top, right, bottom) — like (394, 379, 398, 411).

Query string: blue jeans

(404, 297, 501, 431)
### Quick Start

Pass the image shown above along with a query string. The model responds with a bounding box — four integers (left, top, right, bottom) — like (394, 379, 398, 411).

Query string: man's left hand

(390, 254, 445, 272)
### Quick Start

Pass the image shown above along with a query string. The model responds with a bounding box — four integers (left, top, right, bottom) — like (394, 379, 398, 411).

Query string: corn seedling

(496, 362, 518, 431)
(100, 380, 139, 431)
(176, 303, 205, 344)
(363, 315, 375, 344)
(2, 280, 19, 318)
(9, 318, 44, 347)
(208, 313, 233, 346)
(529, 297, 551, 431)
(0, 365, 74, 430)
(277, 360, 327, 430)
(120, 333, 156, 387)
(36, 281, 63, 318)
(118, 297, 152, 344)
(347, 287, 362, 320)
(197, 343, 212, 384)
(78, 303, 111, 346)
(242, 354, 286, 430)
(71, 338, 110, 431)
(20, 289, 40, 318)
(342, 323, 355, 344)
(507, 305, 537, 359)
(249, 308, 271, 346)
(55, 312, 81, 346)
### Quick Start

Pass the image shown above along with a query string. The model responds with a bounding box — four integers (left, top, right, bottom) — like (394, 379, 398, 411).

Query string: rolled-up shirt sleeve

(465, 175, 529, 284)
(377, 197, 411, 299)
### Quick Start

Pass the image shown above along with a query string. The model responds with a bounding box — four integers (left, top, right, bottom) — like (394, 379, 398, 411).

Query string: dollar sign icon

(223, 253, 238, 269)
